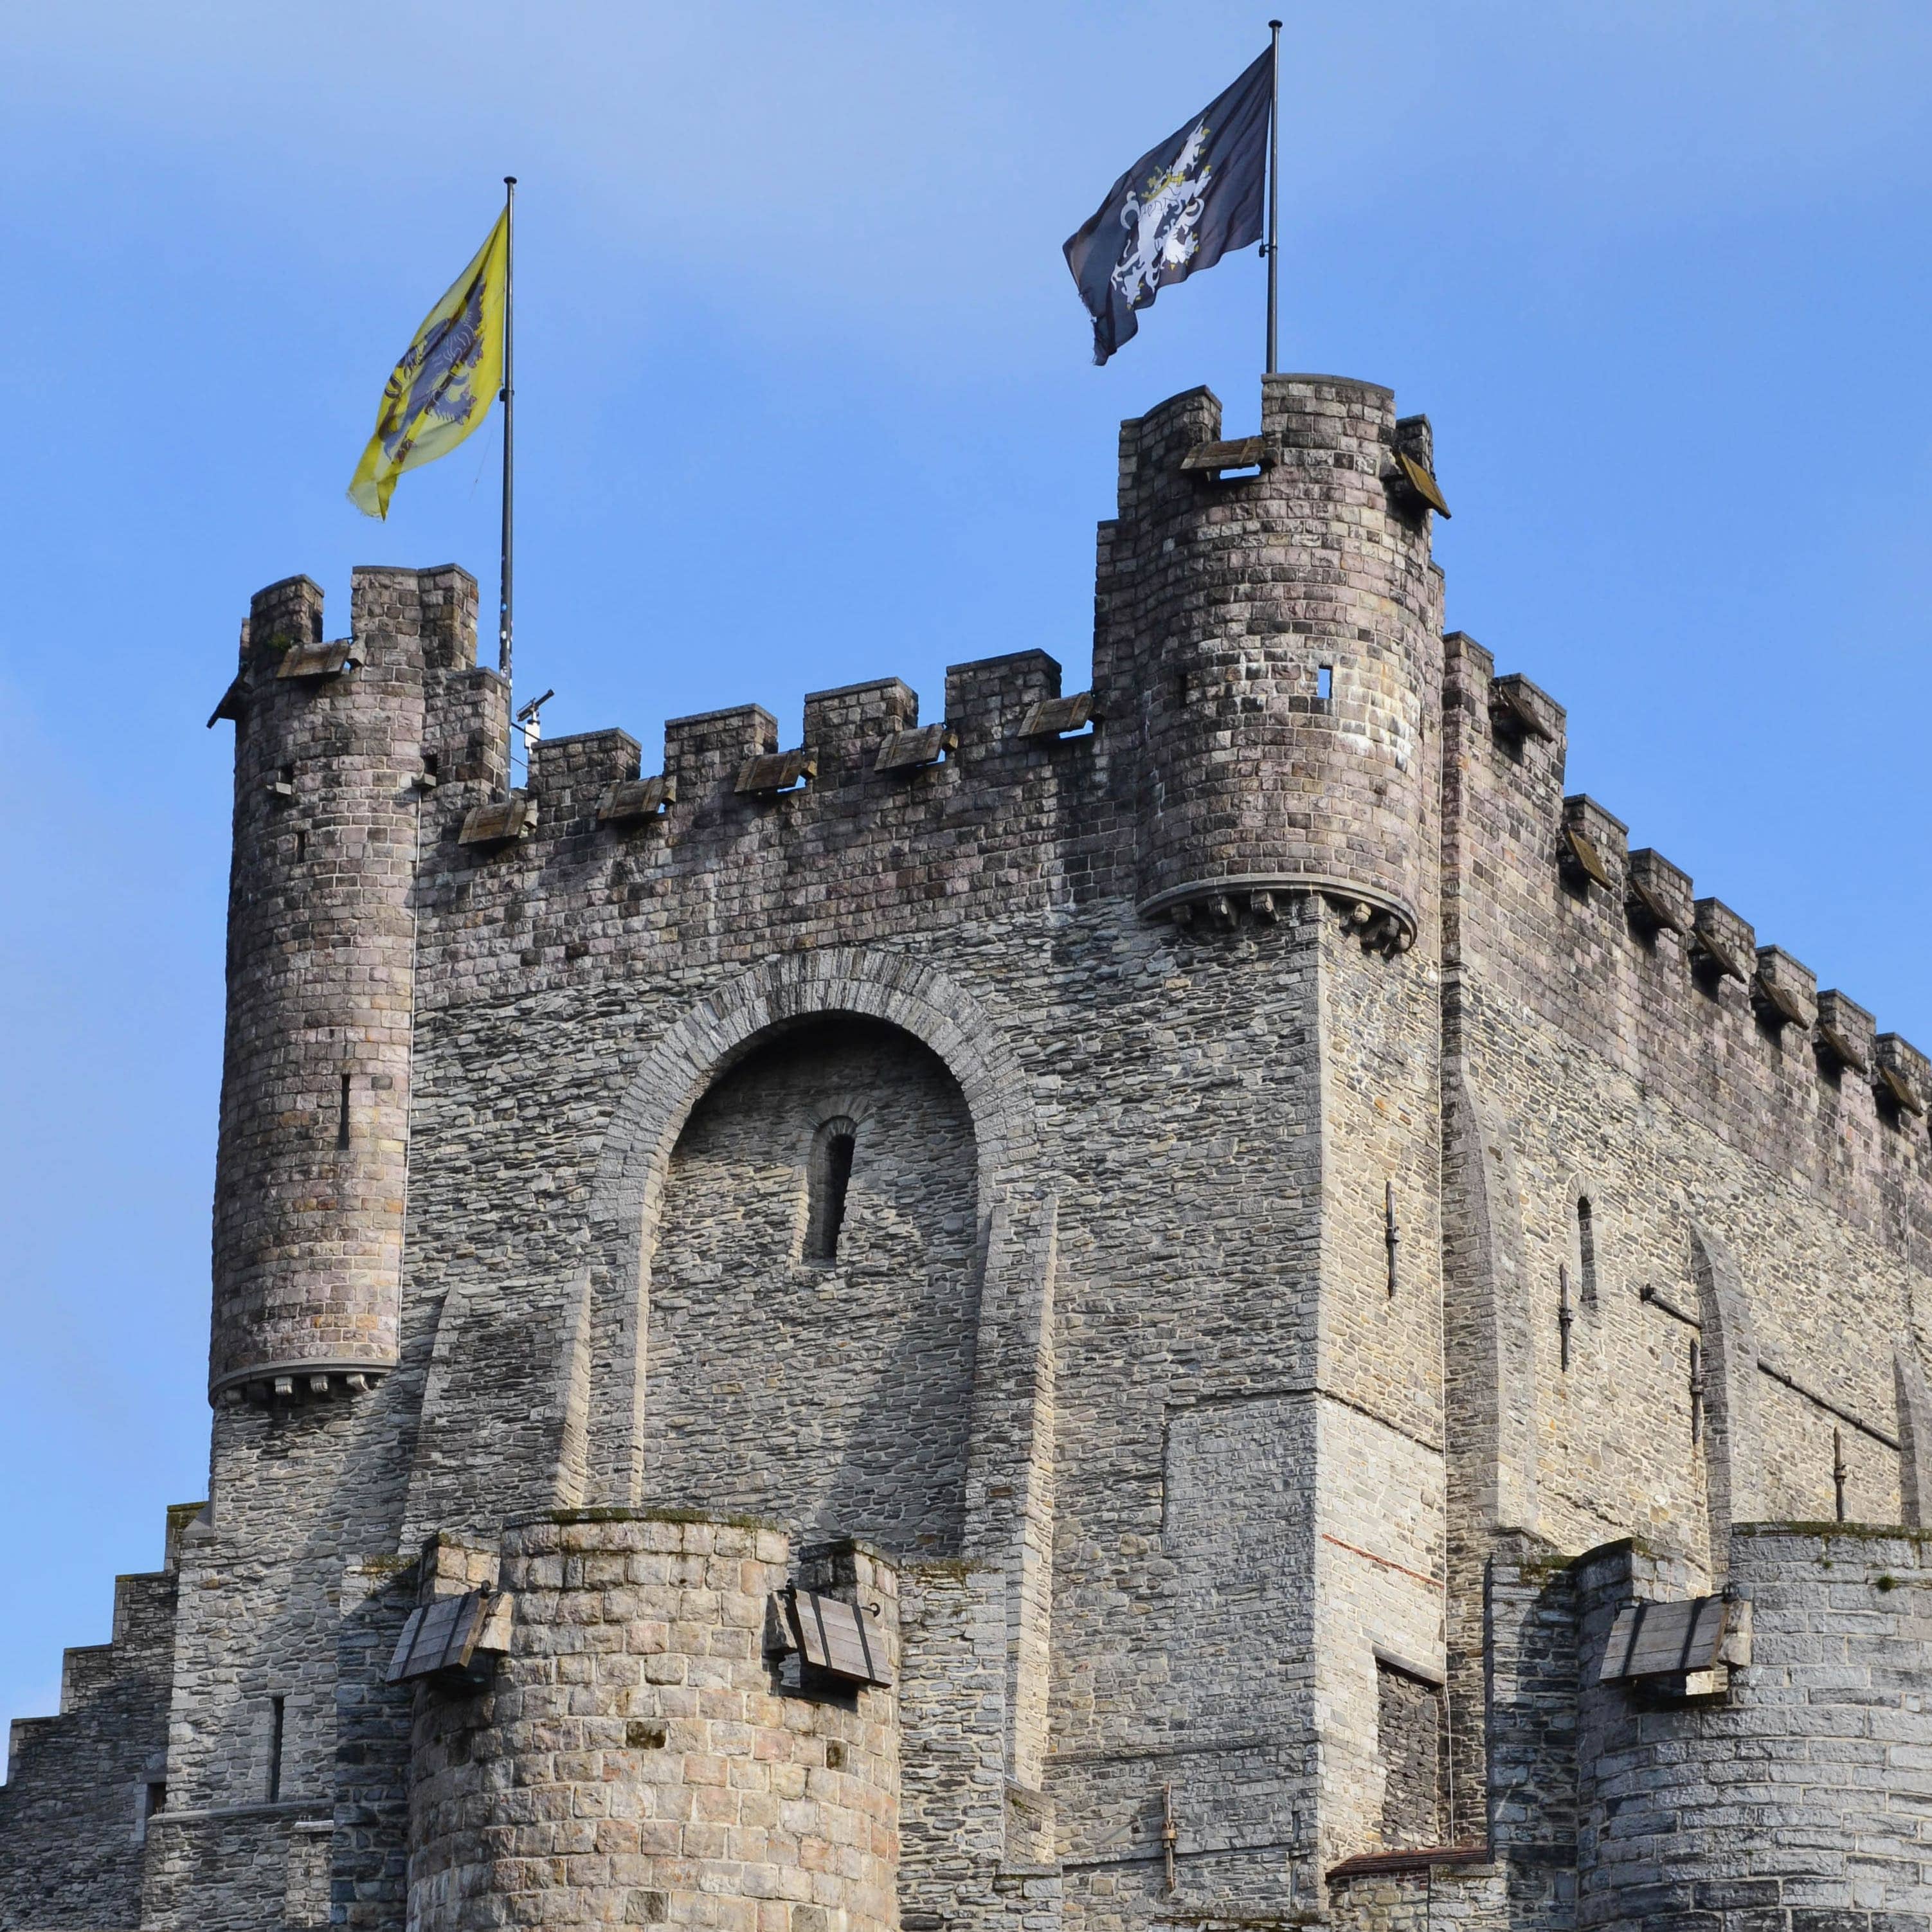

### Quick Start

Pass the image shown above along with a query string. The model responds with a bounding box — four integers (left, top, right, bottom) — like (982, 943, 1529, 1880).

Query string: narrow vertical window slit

(1576, 1196, 1597, 1303)
(805, 1118, 858, 1262)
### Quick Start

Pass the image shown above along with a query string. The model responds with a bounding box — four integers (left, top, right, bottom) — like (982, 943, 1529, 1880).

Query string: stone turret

(206, 565, 483, 1404)
(1095, 374, 1446, 943)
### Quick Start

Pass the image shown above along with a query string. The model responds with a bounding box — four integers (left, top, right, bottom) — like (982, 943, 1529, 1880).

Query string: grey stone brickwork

(643, 1018, 981, 1553)
(1574, 1527, 1932, 1929)
(406, 1515, 901, 1932)
(3, 373, 1931, 1932)
(0, 1518, 182, 1929)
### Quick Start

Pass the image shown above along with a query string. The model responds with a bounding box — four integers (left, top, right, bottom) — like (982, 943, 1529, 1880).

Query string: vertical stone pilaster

(1895, 1346, 1932, 1526)
(1689, 1223, 1763, 1567)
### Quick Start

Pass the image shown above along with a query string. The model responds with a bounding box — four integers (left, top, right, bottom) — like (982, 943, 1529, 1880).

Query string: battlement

(476, 648, 1088, 843)
(1441, 629, 1931, 1176)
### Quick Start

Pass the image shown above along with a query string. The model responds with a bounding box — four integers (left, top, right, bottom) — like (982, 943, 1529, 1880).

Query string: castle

(3, 374, 1930, 1932)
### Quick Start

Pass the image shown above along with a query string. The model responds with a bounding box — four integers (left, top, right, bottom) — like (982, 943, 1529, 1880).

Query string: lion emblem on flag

(1110, 120, 1213, 309)
(379, 276, 490, 464)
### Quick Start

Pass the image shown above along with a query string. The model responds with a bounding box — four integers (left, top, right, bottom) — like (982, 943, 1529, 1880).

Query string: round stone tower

(207, 566, 472, 1404)
(408, 1517, 902, 1932)
(1094, 374, 1446, 943)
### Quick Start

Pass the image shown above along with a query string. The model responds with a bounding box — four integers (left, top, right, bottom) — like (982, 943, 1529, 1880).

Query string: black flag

(1063, 49, 1274, 365)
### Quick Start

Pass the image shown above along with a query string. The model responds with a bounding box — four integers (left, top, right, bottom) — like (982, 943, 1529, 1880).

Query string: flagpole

(1265, 20, 1281, 375)
(499, 176, 516, 687)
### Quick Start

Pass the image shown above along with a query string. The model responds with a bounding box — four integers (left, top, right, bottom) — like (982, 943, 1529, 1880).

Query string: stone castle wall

(3, 373, 1931, 1932)
(1440, 624, 1930, 1576)
(0, 1536, 179, 1929)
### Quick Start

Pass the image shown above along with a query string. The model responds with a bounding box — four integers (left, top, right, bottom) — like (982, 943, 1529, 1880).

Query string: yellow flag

(348, 210, 508, 519)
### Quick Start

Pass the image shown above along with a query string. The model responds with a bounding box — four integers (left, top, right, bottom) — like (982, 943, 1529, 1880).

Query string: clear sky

(3, 1, 1929, 1752)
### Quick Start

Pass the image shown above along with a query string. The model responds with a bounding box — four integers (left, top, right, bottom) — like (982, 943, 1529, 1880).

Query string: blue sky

(3, 1, 1929, 1749)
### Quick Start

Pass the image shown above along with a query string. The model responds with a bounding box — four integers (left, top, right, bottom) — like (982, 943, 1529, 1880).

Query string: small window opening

(1576, 1196, 1597, 1303)
(423, 752, 440, 778)
(805, 1118, 858, 1262)
(294, 829, 306, 863)
(1316, 665, 1333, 702)
(336, 1074, 352, 1151)
(267, 1695, 285, 1803)
(136, 1778, 166, 1843)
(279, 764, 294, 786)
(1173, 670, 1190, 709)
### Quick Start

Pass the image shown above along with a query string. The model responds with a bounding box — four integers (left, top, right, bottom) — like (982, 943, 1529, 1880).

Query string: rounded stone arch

(552, 948, 1040, 1507)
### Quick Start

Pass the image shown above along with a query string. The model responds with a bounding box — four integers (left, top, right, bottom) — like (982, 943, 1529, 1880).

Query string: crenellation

(1875, 1032, 1930, 1117)
(1690, 895, 1755, 984)
(528, 727, 643, 835)
(1487, 671, 1564, 746)
(1817, 986, 1876, 1074)
(246, 573, 325, 654)
(665, 700, 779, 799)
(944, 649, 1065, 744)
(1559, 795, 1627, 894)
(1751, 944, 1818, 1031)
(802, 676, 919, 772)
(1625, 847, 1692, 936)
(8, 374, 1931, 1932)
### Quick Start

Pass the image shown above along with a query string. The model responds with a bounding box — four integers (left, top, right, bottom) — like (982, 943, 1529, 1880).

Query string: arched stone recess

(527, 948, 1056, 1794)
(553, 948, 1043, 1508)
